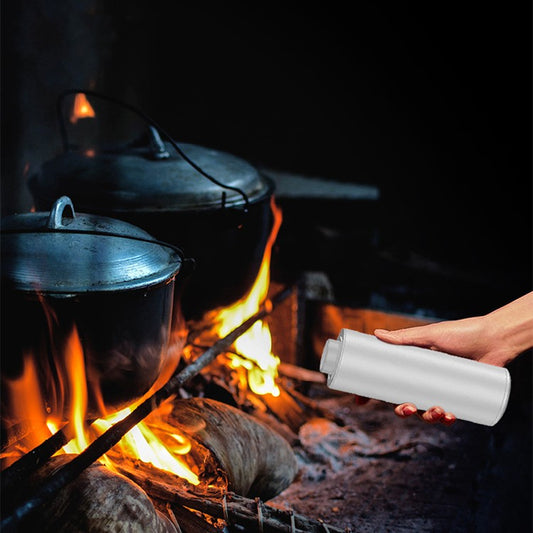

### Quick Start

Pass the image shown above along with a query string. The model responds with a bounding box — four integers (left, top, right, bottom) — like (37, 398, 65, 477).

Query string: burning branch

(1, 287, 292, 532)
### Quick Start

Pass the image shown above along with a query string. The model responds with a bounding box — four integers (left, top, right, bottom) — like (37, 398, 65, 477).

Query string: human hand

(372, 319, 493, 425)
(375, 291, 533, 368)
(353, 318, 489, 425)
(369, 292, 533, 425)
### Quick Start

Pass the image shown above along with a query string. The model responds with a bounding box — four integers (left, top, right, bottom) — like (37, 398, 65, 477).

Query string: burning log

(23, 455, 177, 532)
(250, 365, 344, 433)
(258, 387, 308, 433)
(164, 397, 298, 500)
(109, 458, 346, 533)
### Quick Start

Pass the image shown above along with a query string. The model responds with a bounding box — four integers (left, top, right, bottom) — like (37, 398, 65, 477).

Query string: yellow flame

(215, 197, 283, 397)
(46, 403, 199, 485)
(53, 327, 199, 484)
(64, 327, 89, 453)
(92, 408, 199, 486)
(56, 325, 197, 484)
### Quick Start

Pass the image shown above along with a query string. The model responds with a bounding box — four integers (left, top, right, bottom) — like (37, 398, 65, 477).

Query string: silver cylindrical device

(320, 328, 511, 426)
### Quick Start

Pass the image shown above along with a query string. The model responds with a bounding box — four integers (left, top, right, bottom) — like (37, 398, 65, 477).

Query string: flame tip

(70, 93, 95, 124)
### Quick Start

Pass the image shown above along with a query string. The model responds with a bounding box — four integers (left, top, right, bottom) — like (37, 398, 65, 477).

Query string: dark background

(1, 4, 532, 531)
(2, 2, 531, 311)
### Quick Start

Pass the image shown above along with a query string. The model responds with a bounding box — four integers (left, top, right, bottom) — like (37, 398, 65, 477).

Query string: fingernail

(402, 405, 417, 416)
(443, 414, 456, 426)
(431, 408, 444, 421)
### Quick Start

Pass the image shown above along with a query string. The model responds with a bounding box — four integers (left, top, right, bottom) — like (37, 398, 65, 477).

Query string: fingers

(421, 406, 445, 424)
(394, 403, 456, 426)
(441, 411, 457, 426)
(394, 403, 417, 418)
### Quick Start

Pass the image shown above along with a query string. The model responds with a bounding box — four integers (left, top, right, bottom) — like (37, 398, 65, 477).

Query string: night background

(1, 3, 532, 531)
(2, 3, 531, 314)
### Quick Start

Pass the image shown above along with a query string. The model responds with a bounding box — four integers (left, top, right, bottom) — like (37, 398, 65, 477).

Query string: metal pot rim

(30, 142, 274, 212)
(1, 196, 184, 293)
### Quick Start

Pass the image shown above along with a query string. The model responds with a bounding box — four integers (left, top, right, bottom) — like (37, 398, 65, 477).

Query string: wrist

(484, 294, 533, 362)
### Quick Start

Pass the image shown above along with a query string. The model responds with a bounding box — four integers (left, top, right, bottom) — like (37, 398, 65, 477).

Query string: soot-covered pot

(1, 196, 186, 417)
(29, 118, 275, 319)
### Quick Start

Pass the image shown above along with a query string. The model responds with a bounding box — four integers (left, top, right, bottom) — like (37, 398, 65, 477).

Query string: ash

(269, 376, 531, 533)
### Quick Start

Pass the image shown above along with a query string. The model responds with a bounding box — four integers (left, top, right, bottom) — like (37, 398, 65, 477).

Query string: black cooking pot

(1, 196, 187, 417)
(29, 93, 275, 319)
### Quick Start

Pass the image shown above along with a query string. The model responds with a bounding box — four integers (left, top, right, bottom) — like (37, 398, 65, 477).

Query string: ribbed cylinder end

(320, 338, 342, 375)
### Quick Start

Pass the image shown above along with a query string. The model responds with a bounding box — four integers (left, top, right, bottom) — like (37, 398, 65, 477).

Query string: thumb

(374, 328, 403, 344)
(374, 327, 431, 347)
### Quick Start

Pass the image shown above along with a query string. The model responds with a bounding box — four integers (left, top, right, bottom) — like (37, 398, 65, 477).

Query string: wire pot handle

(56, 89, 250, 212)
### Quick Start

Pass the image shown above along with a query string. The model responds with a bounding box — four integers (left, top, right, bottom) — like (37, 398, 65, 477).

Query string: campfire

(1, 183, 351, 532)
(5, 90, 524, 533)
(2, 93, 434, 533)
(1, 197, 282, 481)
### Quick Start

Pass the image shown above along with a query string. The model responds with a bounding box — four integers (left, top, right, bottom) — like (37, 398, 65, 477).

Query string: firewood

(121, 469, 348, 533)
(165, 397, 298, 500)
(1, 287, 293, 531)
(277, 362, 326, 383)
(258, 387, 308, 432)
(164, 503, 224, 532)
(22, 454, 177, 533)
(110, 461, 346, 533)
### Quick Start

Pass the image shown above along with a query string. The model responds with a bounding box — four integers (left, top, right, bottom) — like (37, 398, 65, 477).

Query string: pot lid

(29, 133, 273, 213)
(1, 196, 183, 294)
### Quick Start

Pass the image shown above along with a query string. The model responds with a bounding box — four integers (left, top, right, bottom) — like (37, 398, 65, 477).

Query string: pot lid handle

(47, 196, 76, 229)
(147, 126, 170, 160)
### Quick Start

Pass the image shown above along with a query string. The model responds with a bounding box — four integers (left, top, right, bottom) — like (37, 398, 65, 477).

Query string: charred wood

(21, 455, 176, 533)
(118, 464, 347, 533)
(165, 398, 298, 500)
(1, 287, 292, 532)
(258, 387, 308, 433)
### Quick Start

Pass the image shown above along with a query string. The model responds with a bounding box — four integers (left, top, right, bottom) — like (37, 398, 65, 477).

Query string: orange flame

(2, 355, 50, 457)
(214, 197, 283, 397)
(64, 327, 89, 452)
(2, 325, 199, 485)
(70, 93, 95, 124)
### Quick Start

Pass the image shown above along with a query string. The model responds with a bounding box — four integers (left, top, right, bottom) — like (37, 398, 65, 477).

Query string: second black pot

(29, 134, 275, 319)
